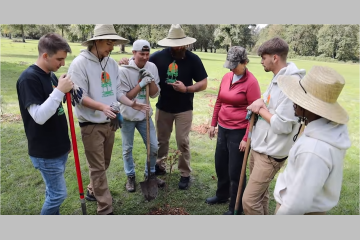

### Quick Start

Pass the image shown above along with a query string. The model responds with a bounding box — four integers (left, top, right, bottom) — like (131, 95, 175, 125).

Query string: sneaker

(155, 164, 166, 176)
(144, 173, 166, 188)
(85, 190, 97, 201)
(126, 175, 136, 192)
(178, 176, 190, 190)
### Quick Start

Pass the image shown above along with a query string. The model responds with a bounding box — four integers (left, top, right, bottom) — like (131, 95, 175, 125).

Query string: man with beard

(119, 24, 208, 190)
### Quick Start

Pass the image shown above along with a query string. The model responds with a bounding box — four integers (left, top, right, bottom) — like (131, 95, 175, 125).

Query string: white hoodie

(274, 118, 351, 214)
(67, 50, 123, 123)
(118, 59, 160, 121)
(251, 62, 306, 159)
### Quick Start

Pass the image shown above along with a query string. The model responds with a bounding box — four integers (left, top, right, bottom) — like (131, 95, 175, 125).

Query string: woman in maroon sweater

(205, 46, 261, 215)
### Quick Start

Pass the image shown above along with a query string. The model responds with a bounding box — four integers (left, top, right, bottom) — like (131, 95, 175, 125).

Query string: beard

(171, 47, 186, 59)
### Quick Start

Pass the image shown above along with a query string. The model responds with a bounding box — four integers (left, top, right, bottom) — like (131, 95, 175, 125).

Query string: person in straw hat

(273, 65, 351, 215)
(119, 24, 208, 190)
(242, 37, 306, 215)
(67, 24, 150, 215)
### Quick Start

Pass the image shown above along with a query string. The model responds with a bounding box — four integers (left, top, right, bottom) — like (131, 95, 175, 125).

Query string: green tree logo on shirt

(101, 71, 114, 97)
(166, 61, 178, 83)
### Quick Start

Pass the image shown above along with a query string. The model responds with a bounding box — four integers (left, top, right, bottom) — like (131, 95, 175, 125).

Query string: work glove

(138, 69, 155, 88)
(139, 69, 155, 80)
(63, 82, 84, 106)
(246, 109, 259, 126)
(108, 101, 123, 131)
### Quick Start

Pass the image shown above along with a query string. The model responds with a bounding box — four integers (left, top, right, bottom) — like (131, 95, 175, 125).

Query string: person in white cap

(67, 24, 149, 215)
(274, 65, 351, 215)
(118, 39, 165, 192)
(242, 37, 306, 215)
(119, 24, 208, 190)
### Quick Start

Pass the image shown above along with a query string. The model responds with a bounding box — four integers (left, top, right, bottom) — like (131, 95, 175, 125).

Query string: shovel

(234, 110, 255, 215)
(140, 84, 158, 201)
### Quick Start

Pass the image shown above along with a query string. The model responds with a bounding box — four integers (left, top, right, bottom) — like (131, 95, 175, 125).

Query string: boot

(126, 175, 136, 192)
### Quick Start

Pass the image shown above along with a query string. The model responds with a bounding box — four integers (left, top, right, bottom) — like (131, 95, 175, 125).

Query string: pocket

(267, 156, 285, 179)
(251, 154, 283, 183)
(81, 124, 96, 138)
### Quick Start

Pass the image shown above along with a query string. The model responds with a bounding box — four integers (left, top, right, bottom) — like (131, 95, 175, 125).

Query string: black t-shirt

(149, 48, 208, 113)
(16, 65, 70, 159)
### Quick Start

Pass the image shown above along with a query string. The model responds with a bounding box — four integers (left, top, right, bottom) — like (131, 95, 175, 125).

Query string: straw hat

(157, 24, 196, 47)
(81, 24, 129, 46)
(277, 66, 349, 124)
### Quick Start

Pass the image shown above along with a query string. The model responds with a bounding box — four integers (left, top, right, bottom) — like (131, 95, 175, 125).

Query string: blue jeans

(120, 118, 158, 176)
(30, 153, 68, 215)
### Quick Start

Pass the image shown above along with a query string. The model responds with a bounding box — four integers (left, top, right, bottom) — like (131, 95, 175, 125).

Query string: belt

(269, 155, 288, 162)
(79, 122, 109, 127)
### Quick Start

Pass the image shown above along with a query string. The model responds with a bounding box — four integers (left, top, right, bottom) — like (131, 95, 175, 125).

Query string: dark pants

(215, 125, 247, 212)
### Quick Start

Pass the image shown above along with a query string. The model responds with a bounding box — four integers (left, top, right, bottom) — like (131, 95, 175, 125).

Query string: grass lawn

(1, 38, 359, 215)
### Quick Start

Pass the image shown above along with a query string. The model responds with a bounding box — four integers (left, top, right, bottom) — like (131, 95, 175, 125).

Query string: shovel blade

(140, 179, 158, 201)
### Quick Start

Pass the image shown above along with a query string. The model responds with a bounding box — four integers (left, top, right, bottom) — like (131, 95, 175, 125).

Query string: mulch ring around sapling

(146, 205, 190, 215)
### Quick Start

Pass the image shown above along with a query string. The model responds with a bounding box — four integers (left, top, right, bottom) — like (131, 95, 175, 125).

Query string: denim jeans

(30, 153, 68, 215)
(120, 118, 158, 176)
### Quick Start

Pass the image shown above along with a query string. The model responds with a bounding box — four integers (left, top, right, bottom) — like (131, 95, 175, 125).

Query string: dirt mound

(191, 124, 210, 134)
(147, 205, 189, 215)
(191, 124, 218, 135)
(0, 113, 22, 123)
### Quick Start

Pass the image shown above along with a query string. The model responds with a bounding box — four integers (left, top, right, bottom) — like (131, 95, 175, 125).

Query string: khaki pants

(242, 150, 285, 215)
(275, 203, 326, 215)
(81, 123, 114, 215)
(155, 108, 193, 177)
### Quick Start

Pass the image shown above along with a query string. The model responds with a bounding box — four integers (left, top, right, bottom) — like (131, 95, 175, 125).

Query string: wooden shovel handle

(234, 113, 255, 214)
(146, 85, 150, 176)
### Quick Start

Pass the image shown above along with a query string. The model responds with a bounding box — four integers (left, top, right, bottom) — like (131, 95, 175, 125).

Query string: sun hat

(277, 65, 349, 124)
(81, 24, 129, 46)
(223, 46, 248, 69)
(132, 39, 151, 51)
(157, 24, 196, 47)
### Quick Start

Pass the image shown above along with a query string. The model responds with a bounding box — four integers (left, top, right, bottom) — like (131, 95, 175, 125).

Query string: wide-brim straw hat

(157, 24, 196, 47)
(81, 24, 129, 46)
(277, 65, 349, 124)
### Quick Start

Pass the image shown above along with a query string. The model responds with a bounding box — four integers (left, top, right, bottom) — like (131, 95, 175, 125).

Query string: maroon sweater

(211, 69, 261, 141)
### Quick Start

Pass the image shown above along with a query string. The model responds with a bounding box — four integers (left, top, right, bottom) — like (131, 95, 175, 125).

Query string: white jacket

(251, 62, 306, 159)
(274, 118, 351, 214)
(118, 59, 160, 121)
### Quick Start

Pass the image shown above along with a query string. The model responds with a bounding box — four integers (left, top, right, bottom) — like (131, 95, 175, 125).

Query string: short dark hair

(257, 37, 289, 60)
(38, 33, 72, 56)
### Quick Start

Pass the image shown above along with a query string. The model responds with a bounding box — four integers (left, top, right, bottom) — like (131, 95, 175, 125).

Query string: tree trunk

(9, 33, 12, 39)
(204, 48, 208, 52)
(226, 45, 229, 52)
(121, 44, 125, 53)
(21, 25, 25, 43)
(214, 48, 216, 53)
(62, 28, 64, 37)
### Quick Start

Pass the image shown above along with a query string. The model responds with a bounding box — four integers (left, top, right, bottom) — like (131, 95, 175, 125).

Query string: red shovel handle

(66, 93, 85, 200)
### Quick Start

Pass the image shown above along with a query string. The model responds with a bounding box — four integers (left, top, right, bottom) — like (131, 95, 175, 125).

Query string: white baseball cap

(132, 39, 151, 51)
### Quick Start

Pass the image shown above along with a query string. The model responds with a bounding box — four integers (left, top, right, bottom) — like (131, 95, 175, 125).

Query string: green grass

(1, 38, 359, 215)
